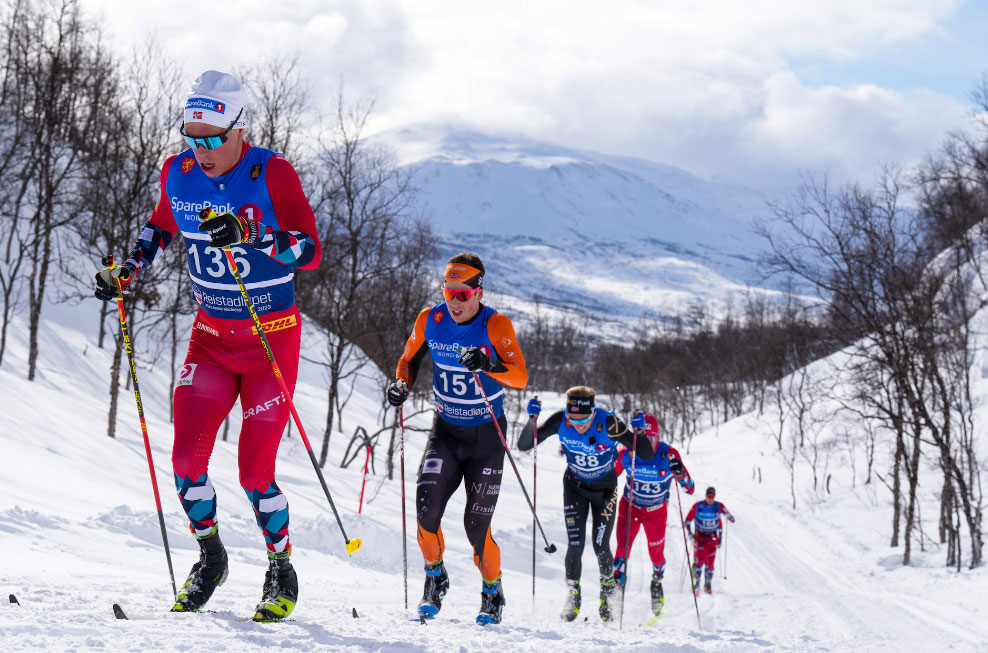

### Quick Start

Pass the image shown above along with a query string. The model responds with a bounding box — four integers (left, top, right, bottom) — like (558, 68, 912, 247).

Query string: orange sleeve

(486, 312, 528, 390)
(395, 307, 431, 386)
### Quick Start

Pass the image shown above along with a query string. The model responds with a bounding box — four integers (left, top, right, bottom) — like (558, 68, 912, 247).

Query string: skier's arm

(517, 410, 564, 451)
(605, 414, 654, 460)
(395, 308, 432, 387)
(484, 313, 528, 389)
(614, 447, 626, 476)
(259, 155, 321, 269)
(720, 502, 736, 522)
(123, 156, 180, 279)
(666, 445, 695, 494)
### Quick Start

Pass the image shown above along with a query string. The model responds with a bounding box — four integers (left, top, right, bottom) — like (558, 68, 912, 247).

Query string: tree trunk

(106, 333, 124, 438)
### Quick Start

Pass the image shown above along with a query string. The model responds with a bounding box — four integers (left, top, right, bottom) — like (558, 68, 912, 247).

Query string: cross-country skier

(387, 253, 528, 625)
(684, 486, 735, 595)
(94, 71, 321, 621)
(611, 414, 694, 618)
(517, 390, 654, 623)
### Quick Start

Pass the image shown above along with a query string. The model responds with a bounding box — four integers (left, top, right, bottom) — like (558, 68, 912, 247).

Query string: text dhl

(252, 314, 298, 335)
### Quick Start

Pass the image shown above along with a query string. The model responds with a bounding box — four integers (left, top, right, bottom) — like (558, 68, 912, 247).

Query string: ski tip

(352, 607, 359, 618)
(345, 538, 363, 555)
(9, 594, 19, 605)
(112, 603, 128, 620)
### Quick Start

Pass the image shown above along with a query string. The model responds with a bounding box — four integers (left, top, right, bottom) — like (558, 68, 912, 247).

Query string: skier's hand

(685, 523, 692, 536)
(94, 261, 136, 301)
(682, 478, 695, 495)
(527, 397, 542, 417)
(387, 379, 409, 407)
(728, 515, 735, 523)
(630, 411, 647, 430)
(458, 346, 496, 372)
(198, 211, 258, 248)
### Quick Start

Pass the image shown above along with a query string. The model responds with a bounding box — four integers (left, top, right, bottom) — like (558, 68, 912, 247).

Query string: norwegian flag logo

(192, 111, 202, 120)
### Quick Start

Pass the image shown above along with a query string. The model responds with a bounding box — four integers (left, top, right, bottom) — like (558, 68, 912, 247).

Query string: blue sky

(81, 1, 988, 196)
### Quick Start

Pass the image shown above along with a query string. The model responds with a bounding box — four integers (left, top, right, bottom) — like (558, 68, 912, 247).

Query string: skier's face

(705, 495, 715, 505)
(184, 121, 244, 178)
(443, 281, 483, 323)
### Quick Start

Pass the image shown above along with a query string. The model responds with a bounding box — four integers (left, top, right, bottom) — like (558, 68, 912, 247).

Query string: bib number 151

(438, 371, 480, 396)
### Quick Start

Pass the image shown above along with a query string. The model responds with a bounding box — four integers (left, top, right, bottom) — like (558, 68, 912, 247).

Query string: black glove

(685, 523, 692, 536)
(458, 346, 496, 372)
(198, 211, 258, 248)
(94, 263, 135, 301)
(387, 380, 409, 407)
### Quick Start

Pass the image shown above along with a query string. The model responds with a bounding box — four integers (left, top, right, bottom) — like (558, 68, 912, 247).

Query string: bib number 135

(189, 245, 251, 278)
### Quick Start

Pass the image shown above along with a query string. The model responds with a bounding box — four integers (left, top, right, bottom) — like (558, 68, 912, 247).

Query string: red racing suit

(124, 142, 320, 553)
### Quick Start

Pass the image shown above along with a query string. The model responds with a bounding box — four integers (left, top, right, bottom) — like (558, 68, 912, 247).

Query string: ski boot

(417, 561, 449, 619)
(560, 579, 581, 622)
(599, 573, 617, 622)
(650, 575, 664, 616)
(253, 550, 298, 622)
(476, 578, 505, 625)
(171, 532, 229, 612)
(704, 580, 713, 595)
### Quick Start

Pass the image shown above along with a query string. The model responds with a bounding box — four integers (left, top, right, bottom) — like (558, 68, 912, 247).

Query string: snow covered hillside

(387, 125, 790, 338)
(2, 295, 986, 650)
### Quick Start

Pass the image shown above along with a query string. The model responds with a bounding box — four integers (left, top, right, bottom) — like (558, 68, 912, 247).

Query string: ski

(9, 594, 20, 605)
(646, 612, 663, 626)
(112, 603, 294, 623)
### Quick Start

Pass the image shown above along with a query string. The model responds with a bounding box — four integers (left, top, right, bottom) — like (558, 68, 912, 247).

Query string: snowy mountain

(387, 125, 787, 337)
(2, 292, 986, 650)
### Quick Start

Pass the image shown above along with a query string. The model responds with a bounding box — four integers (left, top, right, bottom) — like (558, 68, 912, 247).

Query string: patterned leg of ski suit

(416, 414, 507, 582)
(171, 308, 300, 554)
(614, 497, 669, 577)
(562, 472, 619, 582)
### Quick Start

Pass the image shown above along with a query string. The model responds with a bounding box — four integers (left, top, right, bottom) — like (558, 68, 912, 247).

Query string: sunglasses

(441, 284, 482, 302)
(180, 108, 244, 151)
(567, 413, 594, 425)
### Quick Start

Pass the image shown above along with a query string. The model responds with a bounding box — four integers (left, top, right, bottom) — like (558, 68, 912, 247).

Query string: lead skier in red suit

(95, 70, 321, 622)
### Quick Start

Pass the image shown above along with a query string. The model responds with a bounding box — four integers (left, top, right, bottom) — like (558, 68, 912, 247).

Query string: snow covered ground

(2, 299, 987, 652)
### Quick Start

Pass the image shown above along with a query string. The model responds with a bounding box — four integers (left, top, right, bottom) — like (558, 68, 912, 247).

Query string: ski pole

(722, 521, 727, 580)
(358, 444, 371, 514)
(399, 405, 409, 612)
(102, 255, 177, 598)
(468, 368, 556, 553)
(675, 481, 701, 627)
(200, 209, 361, 555)
(531, 403, 539, 608)
(618, 425, 638, 630)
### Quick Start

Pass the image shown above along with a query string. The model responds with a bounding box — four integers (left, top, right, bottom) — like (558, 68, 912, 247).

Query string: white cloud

(80, 0, 974, 193)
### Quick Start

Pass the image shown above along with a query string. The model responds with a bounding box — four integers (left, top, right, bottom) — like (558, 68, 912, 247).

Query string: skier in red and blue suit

(612, 414, 694, 617)
(684, 486, 735, 595)
(94, 71, 320, 621)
